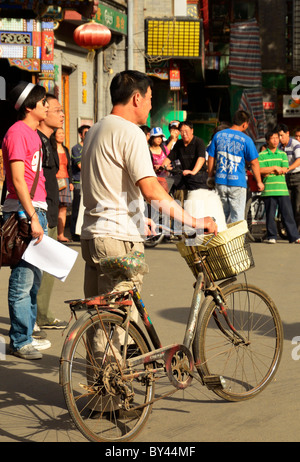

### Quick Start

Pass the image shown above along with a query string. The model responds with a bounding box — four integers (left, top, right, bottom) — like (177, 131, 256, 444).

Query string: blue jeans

(3, 209, 48, 351)
(215, 184, 247, 223)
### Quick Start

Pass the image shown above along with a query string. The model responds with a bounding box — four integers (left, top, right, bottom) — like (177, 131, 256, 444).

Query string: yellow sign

(146, 19, 202, 59)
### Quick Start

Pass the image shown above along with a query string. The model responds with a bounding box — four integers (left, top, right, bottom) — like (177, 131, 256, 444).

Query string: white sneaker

(33, 322, 41, 332)
(13, 343, 42, 360)
(31, 338, 51, 351)
(264, 239, 276, 244)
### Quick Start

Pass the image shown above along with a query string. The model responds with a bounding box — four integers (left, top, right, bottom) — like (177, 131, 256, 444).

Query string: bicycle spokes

(194, 284, 283, 401)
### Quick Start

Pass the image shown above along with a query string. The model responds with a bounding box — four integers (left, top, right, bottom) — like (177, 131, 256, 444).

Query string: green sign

(95, 2, 127, 35)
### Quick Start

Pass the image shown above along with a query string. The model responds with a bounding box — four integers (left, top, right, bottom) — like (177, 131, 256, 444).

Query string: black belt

(287, 172, 300, 176)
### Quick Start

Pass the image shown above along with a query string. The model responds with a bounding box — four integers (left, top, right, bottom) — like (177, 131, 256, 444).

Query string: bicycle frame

(62, 242, 249, 393)
(122, 243, 249, 388)
(130, 272, 204, 354)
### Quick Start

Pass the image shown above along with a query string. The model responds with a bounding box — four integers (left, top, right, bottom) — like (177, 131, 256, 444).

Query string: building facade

(0, 0, 99, 186)
(1, 0, 300, 155)
(53, 0, 129, 149)
(139, 0, 300, 143)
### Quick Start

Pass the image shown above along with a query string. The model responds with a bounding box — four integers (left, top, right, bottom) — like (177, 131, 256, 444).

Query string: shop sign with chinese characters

(170, 69, 180, 91)
(94, 2, 127, 35)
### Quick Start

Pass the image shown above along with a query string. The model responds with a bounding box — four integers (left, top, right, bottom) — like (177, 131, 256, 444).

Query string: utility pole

(127, 0, 134, 69)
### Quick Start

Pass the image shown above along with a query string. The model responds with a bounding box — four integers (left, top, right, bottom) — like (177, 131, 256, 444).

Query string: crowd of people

(1, 72, 218, 361)
(0, 81, 91, 359)
(143, 113, 300, 245)
(1, 71, 300, 362)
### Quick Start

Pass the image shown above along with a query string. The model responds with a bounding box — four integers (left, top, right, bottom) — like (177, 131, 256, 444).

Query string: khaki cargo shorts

(81, 237, 144, 300)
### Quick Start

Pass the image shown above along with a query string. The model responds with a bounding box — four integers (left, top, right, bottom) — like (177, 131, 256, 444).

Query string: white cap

(14, 82, 35, 110)
(150, 127, 163, 137)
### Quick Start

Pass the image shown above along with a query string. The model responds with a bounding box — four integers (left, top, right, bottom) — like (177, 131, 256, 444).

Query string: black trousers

(263, 195, 299, 242)
(286, 173, 300, 231)
(70, 183, 81, 237)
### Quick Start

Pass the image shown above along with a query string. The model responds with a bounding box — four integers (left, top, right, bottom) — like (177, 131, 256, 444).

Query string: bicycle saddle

(99, 251, 149, 278)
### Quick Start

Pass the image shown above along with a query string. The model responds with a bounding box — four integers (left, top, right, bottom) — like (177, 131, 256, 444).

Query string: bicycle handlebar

(156, 165, 183, 176)
(146, 224, 216, 243)
(145, 224, 196, 241)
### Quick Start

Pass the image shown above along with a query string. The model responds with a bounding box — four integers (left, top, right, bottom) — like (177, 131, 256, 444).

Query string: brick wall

(54, 47, 95, 150)
(144, 0, 173, 17)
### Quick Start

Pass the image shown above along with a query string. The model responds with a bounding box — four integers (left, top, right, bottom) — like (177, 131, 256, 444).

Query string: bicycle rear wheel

(245, 196, 266, 242)
(276, 211, 288, 240)
(60, 311, 154, 442)
(193, 283, 283, 402)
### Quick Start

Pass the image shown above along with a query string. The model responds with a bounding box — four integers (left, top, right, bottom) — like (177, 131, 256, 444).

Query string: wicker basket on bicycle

(176, 220, 254, 282)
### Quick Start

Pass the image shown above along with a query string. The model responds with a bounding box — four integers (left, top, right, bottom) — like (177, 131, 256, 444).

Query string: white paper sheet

(22, 235, 78, 282)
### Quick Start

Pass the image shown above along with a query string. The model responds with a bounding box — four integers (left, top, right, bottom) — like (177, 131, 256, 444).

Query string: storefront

(144, 16, 211, 142)
(0, 0, 98, 186)
(53, 1, 127, 148)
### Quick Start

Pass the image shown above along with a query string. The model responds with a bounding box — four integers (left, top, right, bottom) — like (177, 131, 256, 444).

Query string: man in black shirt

(164, 120, 207, 191)
(162, 120, 227, 231)
(35, 94, 67, 331)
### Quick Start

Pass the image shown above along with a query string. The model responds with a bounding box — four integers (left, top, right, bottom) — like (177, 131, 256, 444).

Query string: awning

(0, 0, 99, 18)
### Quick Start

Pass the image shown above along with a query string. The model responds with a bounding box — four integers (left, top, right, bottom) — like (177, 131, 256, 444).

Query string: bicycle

(245, 193, 288, 242)
(144, 165, 184, 248)
(59, 220, 283, 442)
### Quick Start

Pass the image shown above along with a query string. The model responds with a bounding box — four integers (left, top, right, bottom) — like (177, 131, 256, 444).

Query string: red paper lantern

(73, 21, 111, 51)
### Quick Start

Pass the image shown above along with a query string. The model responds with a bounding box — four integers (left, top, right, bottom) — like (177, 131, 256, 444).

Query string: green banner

(95, 2, 127, 35)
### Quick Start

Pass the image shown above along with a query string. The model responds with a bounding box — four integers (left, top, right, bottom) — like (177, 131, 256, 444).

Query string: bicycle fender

(59, 310, 151, 387)
(59, 311, 92, 387)
(59, 309, 126, 387)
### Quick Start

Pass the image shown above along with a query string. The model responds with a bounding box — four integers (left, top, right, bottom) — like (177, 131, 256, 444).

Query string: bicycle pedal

(203, 374, 226, 390)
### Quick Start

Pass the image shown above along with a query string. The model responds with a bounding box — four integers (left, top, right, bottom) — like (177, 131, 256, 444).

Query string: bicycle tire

(61, 311, 154, 442)
(144, 233, 165, 247)
(245, 196, 266, 242)
(193, 283, 283, 402)
(276, 211, 288, 240)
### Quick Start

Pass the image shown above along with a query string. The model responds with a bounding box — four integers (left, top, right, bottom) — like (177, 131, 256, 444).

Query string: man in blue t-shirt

(207, 110, 264, 223)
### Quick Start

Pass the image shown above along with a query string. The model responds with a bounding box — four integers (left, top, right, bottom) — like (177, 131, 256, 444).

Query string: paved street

(0, 238, 300, 442)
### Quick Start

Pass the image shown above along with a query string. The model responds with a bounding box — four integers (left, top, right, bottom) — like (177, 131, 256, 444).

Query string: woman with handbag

(147, 127, 171, 230)
(1, 81, 51, 360)
(53, 128, 74, 243)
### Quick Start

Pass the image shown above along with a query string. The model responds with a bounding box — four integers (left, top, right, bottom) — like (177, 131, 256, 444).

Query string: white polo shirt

(280, 137, 300, 174)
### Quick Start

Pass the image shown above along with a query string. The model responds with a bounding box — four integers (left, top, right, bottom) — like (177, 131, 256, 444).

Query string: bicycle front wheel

(61, 311, 154, 442)
(193, 283, 283, 402)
